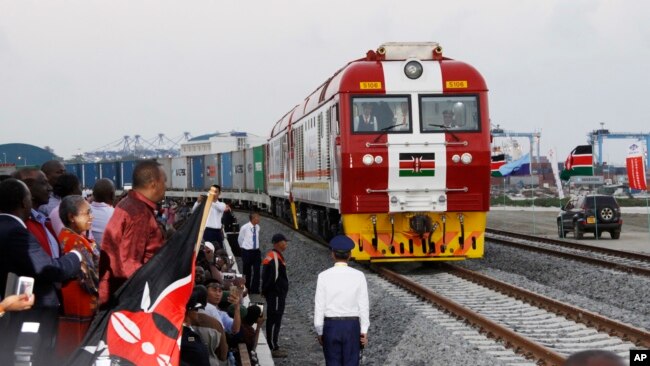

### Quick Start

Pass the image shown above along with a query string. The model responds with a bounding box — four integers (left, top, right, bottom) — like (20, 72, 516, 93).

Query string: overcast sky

(1, 0, 649, 164)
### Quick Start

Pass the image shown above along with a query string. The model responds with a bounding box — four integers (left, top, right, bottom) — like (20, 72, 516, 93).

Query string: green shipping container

(253, 145, 265, 192)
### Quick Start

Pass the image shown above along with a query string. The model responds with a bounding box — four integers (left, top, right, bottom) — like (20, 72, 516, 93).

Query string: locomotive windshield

(420, 95, 480, 132)
(351, 96, 412, 133)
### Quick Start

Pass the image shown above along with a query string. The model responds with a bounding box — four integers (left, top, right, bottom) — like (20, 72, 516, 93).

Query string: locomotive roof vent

(376, 42, 442, 61)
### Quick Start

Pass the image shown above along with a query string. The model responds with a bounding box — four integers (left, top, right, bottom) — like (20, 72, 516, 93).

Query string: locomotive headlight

(438, 195, 446, 203)
(390, 196, 398, 204)
(362, 154, 374, 166)
(404, 60, 423, 79)
(461, 153, 473, 164)
(374, 155, 383, 164)
(452, 154, 461, 163)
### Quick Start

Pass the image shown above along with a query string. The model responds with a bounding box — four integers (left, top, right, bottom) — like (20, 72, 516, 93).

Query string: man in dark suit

(0, 178, 82, 365)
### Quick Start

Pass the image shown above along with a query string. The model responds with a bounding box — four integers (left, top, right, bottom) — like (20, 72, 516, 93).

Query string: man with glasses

(238, 212, 261, 295)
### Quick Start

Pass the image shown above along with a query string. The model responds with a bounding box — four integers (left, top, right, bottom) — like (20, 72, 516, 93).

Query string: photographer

(202, 279, 241, 336)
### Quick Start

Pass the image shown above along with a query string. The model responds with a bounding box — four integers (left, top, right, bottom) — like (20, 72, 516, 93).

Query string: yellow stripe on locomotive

(343, 211, 485, 262)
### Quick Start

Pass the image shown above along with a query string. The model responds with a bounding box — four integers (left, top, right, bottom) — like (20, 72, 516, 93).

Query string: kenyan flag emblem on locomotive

(399, 153, 435, 177)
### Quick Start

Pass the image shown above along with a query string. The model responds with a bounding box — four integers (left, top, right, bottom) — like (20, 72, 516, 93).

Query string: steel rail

(445, 264, 650, 348)
(487, 228, 650, 262)
(373, 265, 566, 366)
(486, 234, 650, 277)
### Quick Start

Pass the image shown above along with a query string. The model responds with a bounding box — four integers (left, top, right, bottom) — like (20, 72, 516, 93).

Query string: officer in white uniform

(314, 235, 369, 366)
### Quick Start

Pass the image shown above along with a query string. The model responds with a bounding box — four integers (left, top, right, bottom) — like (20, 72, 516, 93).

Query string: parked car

(557, 194, 622, 239)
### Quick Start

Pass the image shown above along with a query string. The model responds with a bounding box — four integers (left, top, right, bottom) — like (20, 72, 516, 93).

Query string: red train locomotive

(65, 42, 490, 263)
(267, 42, 491, 262)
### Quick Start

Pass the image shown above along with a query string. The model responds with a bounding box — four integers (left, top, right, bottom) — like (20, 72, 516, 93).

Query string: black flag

(66, 203, 204, 366)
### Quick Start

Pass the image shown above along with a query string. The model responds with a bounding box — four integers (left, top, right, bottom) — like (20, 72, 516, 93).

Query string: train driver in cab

(354, 103, 378, 132)
(442, 110, 458, 128)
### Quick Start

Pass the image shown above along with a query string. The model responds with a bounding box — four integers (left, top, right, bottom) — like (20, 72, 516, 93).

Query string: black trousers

(241, 249, 261, 294)
(203, 227, 223, 248)
(264, 294, 286, 350)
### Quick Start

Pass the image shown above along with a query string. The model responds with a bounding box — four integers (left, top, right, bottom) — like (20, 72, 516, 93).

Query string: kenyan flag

(399, 153, 435, 177)
(491, 154, 505, 177)
(560, 145, 593, 181)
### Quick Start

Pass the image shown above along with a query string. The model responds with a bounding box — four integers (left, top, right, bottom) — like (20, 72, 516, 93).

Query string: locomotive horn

(433, 45, 443, 61)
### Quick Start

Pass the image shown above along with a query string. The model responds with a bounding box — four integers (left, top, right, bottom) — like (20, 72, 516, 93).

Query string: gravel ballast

(233, 212, 537, 365)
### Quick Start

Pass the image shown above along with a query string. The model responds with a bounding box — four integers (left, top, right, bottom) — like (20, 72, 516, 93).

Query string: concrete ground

(487, 206, 650, 254)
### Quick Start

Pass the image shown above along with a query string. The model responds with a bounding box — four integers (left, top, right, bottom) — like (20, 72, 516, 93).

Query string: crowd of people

(0, 160, 629, 366)
(0, 161, 293, 366)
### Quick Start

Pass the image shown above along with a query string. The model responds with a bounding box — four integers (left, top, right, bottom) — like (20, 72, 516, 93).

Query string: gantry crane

(588, 123, 650, 169)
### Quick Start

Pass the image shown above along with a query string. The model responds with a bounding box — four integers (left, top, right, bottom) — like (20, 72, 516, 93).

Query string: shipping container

(81, 162, 99, 189)
(65, 163, 82, 181)
(120, 160, 136, 189)
(244, 148, 254, 192)
(253, 145, 266, 193)
(220, 152, 233, 190)
(171, 157, 190, 190)
(190, 156, 204, 190)
(157, 157, 172, 190)
(231, 150, 245, 191)
(204, 154, 220, 189)
(99, 161, 119, 185)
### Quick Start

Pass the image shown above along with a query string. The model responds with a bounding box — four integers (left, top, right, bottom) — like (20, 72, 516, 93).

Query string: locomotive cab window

(420, 95, 480, 133)
(351, 96, 412, 133)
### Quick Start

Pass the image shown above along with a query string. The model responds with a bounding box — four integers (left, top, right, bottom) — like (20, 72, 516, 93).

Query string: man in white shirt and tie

(196, 184, 230, 248)
(353, 103, 378, 132)
(238, 212, 261, 294)
(314, 235, 369, 366)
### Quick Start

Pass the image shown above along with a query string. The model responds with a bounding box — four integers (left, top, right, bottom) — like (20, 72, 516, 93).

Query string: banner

(626, 143, 647, 191)
(548, 148, 565, 199)
(498, 153, 530, 177)
(560, 145, 593, 181)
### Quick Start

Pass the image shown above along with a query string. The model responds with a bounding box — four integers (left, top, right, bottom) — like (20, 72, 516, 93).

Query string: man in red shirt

(98, 160, 167, 308)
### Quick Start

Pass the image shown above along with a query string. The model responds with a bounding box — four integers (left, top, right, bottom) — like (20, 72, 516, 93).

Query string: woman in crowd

(56, 195, 99, 359)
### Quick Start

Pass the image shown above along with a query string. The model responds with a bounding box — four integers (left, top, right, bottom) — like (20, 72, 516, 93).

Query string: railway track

(486, 228, 650, 277)
(373, 264, 649, 366)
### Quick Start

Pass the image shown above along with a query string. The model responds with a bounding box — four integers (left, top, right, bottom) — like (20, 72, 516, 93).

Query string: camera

(222, 272, 236, 281)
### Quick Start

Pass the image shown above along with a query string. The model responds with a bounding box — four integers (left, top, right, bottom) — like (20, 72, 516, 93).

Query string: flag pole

(531, 161, 536, 235)
(195, 187, 217, 254)
(646, 195, 650, 242)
